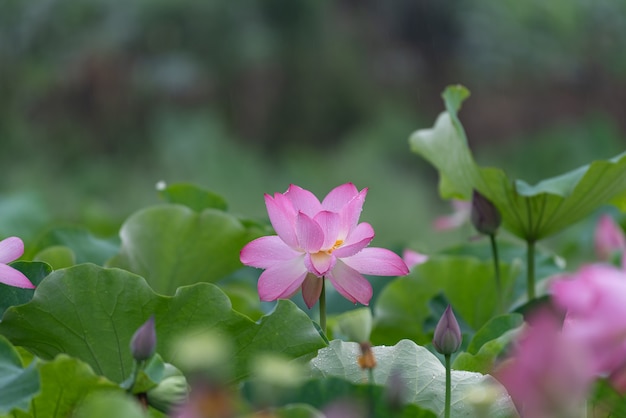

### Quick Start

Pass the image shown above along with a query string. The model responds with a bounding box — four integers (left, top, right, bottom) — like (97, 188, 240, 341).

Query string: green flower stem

(368, 368, 376, 418)
(319, 278, 327, 334)
(527, 240, 536, 301)
(126, 359, 145, 393)
(488, 233, 503, 313)
(444, 354, 451, 418)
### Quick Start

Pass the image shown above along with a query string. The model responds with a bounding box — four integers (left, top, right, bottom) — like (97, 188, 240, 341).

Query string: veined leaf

(409, 85, 626, 241)
(0, 336, 39, 415)
(309, 339, 516, 417)
(0, 264, 326, 383)
(107, 204, 263, 294)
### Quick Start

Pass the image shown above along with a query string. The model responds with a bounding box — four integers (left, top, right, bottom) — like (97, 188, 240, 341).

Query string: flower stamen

(326, 239, 344, 254)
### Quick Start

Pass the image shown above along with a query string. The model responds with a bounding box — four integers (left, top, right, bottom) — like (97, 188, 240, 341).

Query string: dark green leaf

(372, 256, 519, 346)
(9, 354, 118, 418)
(452, 314, 523, 374)
(0, 336, 39, 414)
(0, 264, 325, 383)
(0, 261, 51, 317)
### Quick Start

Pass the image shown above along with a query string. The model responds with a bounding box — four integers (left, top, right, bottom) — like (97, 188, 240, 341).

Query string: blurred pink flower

(594, 214, 626, 261)
(433, 199, 471, 231)
(495, 310, 594, 418)
(240, 183, 408, 308)
(0, 237, 35, 289)
(551, 264, 626, 375)
(401, 249, 428, 270)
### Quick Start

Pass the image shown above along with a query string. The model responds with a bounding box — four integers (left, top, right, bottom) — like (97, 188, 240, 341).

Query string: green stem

(489, 233, 503, 313)
(126, 359, 144, 393)
(444, 354, 451, 418)
(527, 240, 536, 301)
(319, 278, 327, 334)
(368, 368, 376, 418)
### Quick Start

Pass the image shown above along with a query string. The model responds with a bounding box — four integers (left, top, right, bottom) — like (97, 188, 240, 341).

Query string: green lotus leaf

(73, 391, 146, 418)
(33, 246, 76, 270)
(372, 256, 519, 346)
(309, 339, 516, 417)
(6, 354, 119, 418)
(0, 336, 40, 415)
(282, 377, 437, 417)
(107, 204, 263, 294)
(0, 261, 51, 317)
(452, 314, 523, 374)
(409, 85, 626, 241)
(157, 182, 228, 212)
(0, 264, 326, 384)
(26, 226, 119, 265)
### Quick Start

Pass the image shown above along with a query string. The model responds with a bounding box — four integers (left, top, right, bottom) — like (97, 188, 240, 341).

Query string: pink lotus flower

(594, 214, 626, 261)
(495, 310, 594, 418)
(433, 199, 471, 231)
(240, 183, 409, 308)
(551, 264, 626, 375)
(0, 237, 35, 288)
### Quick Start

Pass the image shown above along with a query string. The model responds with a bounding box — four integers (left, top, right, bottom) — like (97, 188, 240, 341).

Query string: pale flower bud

(146, 363, 188, 413)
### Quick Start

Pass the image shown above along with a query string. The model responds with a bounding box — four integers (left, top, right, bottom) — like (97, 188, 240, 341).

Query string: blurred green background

(1, 0, 625, 254)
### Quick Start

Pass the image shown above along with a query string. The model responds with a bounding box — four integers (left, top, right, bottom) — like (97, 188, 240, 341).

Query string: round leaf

(372, 256, 518, 345)
(310, 339, 516, 417)
(0, 264, 325, 383)
(107, 204, 263, 294)
(157, 182, 228, 211)
(26, 226, 119, 265)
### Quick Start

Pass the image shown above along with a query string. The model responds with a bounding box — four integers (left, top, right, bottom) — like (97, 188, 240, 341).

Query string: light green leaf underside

(310, 339, 517, 418)
(409, 85, 626, 241)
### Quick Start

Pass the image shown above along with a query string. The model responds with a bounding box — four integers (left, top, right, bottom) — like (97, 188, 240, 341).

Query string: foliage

(1, 81, 626, 416)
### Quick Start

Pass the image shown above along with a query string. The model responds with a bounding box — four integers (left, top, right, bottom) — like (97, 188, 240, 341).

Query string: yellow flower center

(326, 239, 344, 254)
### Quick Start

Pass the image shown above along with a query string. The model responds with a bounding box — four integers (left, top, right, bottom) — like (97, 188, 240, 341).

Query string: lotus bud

(146, 363, 189, 413)
(130, 316, 156, 361)
(432, 305, 462, 355)
(470, 189, 501, 235)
